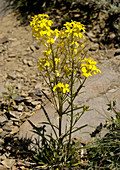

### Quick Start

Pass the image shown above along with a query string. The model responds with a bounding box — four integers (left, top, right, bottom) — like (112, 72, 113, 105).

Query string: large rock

(19, 61, 120, 142)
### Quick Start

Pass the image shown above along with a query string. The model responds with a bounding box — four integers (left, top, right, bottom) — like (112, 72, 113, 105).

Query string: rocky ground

(0, 1, 120, 169)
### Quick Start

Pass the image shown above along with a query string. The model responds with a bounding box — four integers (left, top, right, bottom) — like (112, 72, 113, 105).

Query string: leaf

(41, 90, 53, 104)
(73, 111, 86, 127)
(70, 124, 88, 134)
(63, 124, 88, 138)
(41, 105, 58, 140)
(46, 134, 57, 143)
(65, 106, 84, 114)
(28, 120, 49, 143)
(59, 152, 67, 161)
(39, 122, 59, 130)
(73, 161, 81, 166)
(113, 100, 116, 107)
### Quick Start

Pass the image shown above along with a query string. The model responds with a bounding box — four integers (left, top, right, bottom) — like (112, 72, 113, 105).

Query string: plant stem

(57, 98, 63, 161)
(67, 59, 74, 158)
(63, 77, 86, 115)
(59, 101, 62, 139)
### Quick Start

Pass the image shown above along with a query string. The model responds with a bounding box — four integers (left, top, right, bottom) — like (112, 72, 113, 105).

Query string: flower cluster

(58, 20, 85, 57)
(38, 57, 50, 71)
(30, 14, 59, 46)
(81, 57, 101, 77)
(53, 83, 69, 93)
(30, 14, 101, 94)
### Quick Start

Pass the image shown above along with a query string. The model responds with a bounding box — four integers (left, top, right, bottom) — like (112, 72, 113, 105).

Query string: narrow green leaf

(41, 105, 58, 140)
(28, 120, 49, 143)
(39, 122, 59, 130)
(63, 124, 88, 138)
(65, 106, 84, 114)
(41, 90, 53, 104)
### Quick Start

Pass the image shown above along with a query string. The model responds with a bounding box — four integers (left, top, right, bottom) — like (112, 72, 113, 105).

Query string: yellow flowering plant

(29, 14, 101, 168)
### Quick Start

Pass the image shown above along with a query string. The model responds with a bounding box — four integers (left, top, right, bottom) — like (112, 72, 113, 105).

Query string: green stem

(67, 59, 74, 158)
(59, 101, 62, 139)
(57, 96, 63, 160)
(51, 44, 56, 73)
(63, 77, 87, 115)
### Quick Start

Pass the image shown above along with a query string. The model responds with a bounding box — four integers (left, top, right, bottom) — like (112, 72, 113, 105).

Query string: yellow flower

(63, 20, 85, 40)
(42, 49, 51, 56)
(55, 70, 60, 77)
(54, 58, 61, 65)
(47, 38, 55, 44)
(53, 83, 69, 93)
(81, 57, 101, 77)
(74, 49, 77, 54)
(63, 84, 69, 93)
(75, 41, 79, 46)
(38, 57, 50, 71)
(44, 61, 50, 67)
(30, 14, 56, 45)
(81, 44, 84, 47)
(53, 83, 63, 92)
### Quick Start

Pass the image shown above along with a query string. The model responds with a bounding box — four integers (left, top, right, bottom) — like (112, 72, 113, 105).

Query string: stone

(34, 88, 42, 97)
(22, 59, 33, 66)
(27, 60, 33, 67)
(0, 46, 4, 53)
(109, 32, 116, 39)
(31, 101, 41, 106)
(30, 45, 36, 52)
(86, 32, 96, 38)
(22, 59, 28, 65)
(9, 111, 21, 119)
(16, 73, 23, 79)
(26, 46, 31, 52)
(89, 43, 99, 51)
(2, 125, 12, 132)
(8, 38, 17, 41)
(105, 49, 115, 59)
(7, 73, 16, 80)
(5, 120, 13, 126)
(114, 49, 120, 56)
(0, 81, 7, 97)
(1, 159, 15, 169)
(35, 105, 41, 110)
(0, 128, 3, 133)
(24, 97, 32, 103)
(8, 53, 16, 58)
(20, 112, 31, 122)
(0, 37, 8, 44)
(33, 42, 40, 50)
(0, 131, 9, 138)
(18, 105, 24, 112)
(11, 165, 17, 170)
(35, 83, 43, 89)
(74, 14, 80, 18)
(10, 41, 20, 47)
(14, 95, 25, 102)
(0, 138, 4, 146)
(0, 154, 6, 160)
(0, 165, 7, 170)
(10, 126, 19, 135)
(0, 116, 8, 126)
